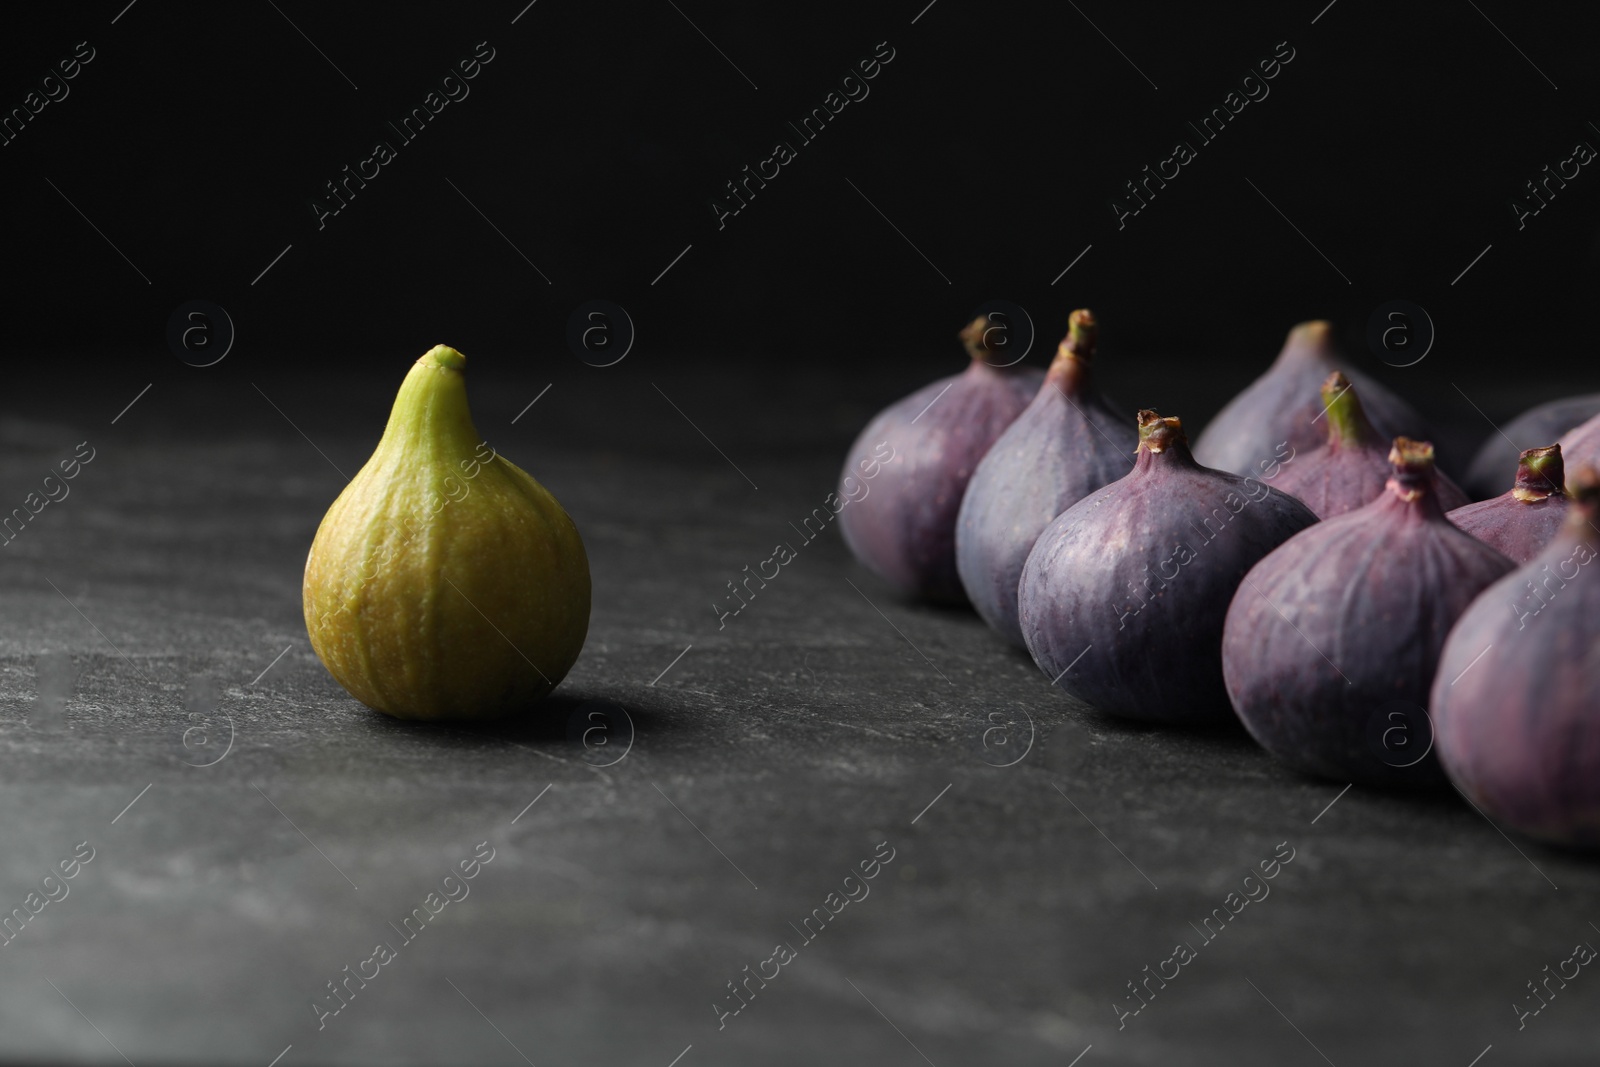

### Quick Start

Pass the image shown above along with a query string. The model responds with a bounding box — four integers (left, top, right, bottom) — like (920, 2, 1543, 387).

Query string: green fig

(303, 345, 590, 720)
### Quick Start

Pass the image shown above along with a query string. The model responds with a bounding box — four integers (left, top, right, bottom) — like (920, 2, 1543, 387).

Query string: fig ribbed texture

(303, 345, 590, 721)
(955, 310, 1136, 646)
(1432, 465, 1600, 846)
(1222, 440, 1514, 788)
(838, 318, 1042, 602)
(1019, 411, 1317, 723)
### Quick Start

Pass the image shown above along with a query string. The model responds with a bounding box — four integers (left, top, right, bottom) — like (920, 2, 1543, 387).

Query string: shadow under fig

(361, 686, 680, 758)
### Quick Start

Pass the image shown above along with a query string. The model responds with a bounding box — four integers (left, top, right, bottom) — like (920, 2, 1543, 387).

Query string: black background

(5, 0, 1600, 421)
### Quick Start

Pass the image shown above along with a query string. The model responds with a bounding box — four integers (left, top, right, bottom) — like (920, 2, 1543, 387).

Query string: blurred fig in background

(1194, 320, 1434, 477)
(1447, 445, 1570, 563)
(1222, 439, 1514, 789)
(1464, 393, 1600, 499)
(1019, 410, 1317, 723)
(1557, 407, 1600, 490)
(838, 316, 1043, 603)
(956, 309, 1136, 646)
(1433, 465, 1600, 847)
(1273, 372, 1468, 518)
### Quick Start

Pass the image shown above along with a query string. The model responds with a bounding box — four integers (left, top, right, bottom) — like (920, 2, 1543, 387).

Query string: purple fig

(1447, 445, 1569, 564)
(1432, 466, 1600, 846)
(838, 317, 1044, 602)
(1221, 439, 1516, 788)
(1464, 392, 1600, 498)
(1194, 321, 1434, 477)
(1557, 408, 1600, 489)
(1018, 410, 1318, 723)
(1273, 372, 1470, 518)
(955, 310, 1137, 646)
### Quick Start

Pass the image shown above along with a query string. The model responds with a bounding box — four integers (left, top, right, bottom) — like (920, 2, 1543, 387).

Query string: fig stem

(959, 316, 999, 363)
(423, 344, 466, 372)
(1319, 371, 1378, 447)
(1047, 308, 1097, 393)
(1137, 409, 1186, 453)
(1064, 309, 1096, 359)
(1385, 437, 1437, 502)
(1512, 444, 1564, 502)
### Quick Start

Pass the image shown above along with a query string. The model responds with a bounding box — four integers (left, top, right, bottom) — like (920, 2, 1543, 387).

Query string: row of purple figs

(837, 312, 1600, 849)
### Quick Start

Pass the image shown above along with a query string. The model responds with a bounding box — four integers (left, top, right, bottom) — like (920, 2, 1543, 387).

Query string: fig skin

(838, 317, 1043, 603)
(955, 310, 1136, 646)
(1018, 411, 1318, 723)
(1193, 321, 1434, 477)
(303, 345, 591, 721)
(1465, 392, 1600, 499)
(1447, 445, 1569, 564)
(1221, 439, 1516, 788)
(1432, 467, 1600, 846)
(1273, 372, 1469, 518)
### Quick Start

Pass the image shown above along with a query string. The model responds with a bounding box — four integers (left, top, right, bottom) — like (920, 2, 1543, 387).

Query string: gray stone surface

(1, 368, 1596, 1066)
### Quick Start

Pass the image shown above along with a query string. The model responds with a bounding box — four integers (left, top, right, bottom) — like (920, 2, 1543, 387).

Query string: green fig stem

(1385, 437, 1438, 502)
(375, 344, 482, 462)
(1319, 371, 1379, 448)
(425, 343, 466, 372)
(1137, 409, 1186, 453)
(1046, 308, 1097, 394)
(1512, 444, 1565, 502)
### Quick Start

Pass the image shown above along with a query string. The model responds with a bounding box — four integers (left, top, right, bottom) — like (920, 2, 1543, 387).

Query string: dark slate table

(1, 359, 1594, 1066)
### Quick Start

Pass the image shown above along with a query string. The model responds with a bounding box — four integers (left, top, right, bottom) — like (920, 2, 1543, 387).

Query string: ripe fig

(1221, 439, 1515, 788)
(1447, 445, 1569, 563)
(1272, 372, 1469, 518)
(1432, 466, 1600, 846)
(1193, 321, 1433, 477)
(838, 317, 1044, 602)
(1464, 392, 1600, 498)
(955, 310, 1136, 646)
(303, 345, 590, 720)
(1018, 411, 1317, 723)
